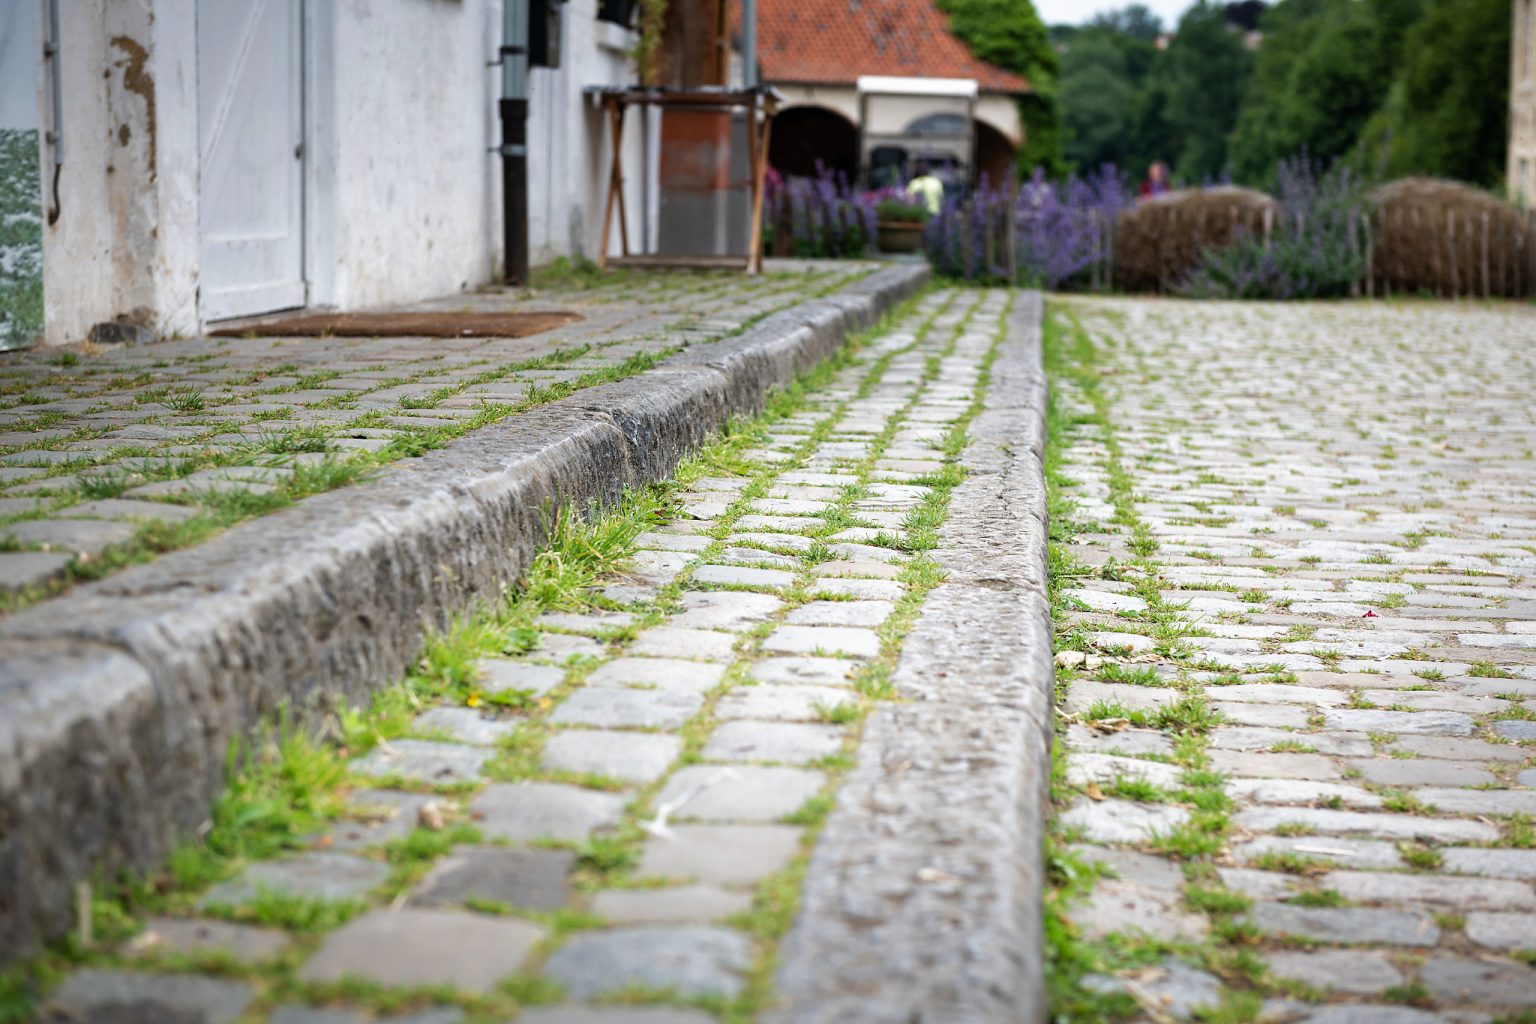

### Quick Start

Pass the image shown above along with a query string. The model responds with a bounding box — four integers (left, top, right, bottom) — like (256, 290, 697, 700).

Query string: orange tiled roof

(754, 0, 1029, 94)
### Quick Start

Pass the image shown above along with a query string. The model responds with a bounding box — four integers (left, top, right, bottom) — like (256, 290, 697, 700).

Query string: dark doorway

(769, 106, 858, 180)
(974, 120, 1016, 188)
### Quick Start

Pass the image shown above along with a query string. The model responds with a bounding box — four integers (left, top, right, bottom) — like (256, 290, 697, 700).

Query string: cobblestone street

(38, 288, 1020, 1023)
(1051, 297, 1536, 1021)
(0, 263, 860, 605)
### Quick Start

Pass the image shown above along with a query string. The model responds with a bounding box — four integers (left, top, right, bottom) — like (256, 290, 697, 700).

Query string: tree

(1161, 2, 1253, 182)
(1227, 0, 1423, 185)
(1060, 32, 1137, 172)
(1355, 0, 1510, 186)
(935, 0, 1061, 173)
(1088, 4, 1163, 43)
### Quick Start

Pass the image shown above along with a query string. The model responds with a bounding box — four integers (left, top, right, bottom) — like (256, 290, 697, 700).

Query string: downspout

(43, 0, 63, 225)
(500, 0, 530, 285)
(741, 0, 756, 86)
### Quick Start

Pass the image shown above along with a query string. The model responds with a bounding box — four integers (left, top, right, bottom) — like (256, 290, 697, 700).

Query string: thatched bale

(1113, 186, 1279, 293)
(1370, 178, 1531, 298)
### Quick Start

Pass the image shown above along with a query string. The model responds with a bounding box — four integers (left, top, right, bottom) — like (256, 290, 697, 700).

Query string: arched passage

(769, 106, 859, 181)
(974, 120, 1017, 188)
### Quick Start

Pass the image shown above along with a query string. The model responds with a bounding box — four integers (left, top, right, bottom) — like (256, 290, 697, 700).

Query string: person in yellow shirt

(905, 160, 945, 216)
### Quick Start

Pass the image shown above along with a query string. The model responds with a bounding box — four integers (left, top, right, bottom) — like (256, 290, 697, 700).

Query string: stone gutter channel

(0, 264, 927, 964)
(768, 293, 1055, 1023)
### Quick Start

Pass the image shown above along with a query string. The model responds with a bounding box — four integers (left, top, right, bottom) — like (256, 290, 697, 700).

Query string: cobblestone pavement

(1050, 298, 1536, 1021)
(0, 261, 862, 602)
(38, 288, 1010, 1022)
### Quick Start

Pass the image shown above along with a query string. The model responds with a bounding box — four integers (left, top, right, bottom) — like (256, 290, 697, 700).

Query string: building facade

(6, 0, 646, 347)
(1512, 0, 1536, 202)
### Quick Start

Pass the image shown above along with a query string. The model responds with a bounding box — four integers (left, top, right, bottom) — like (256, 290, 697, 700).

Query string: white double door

(197, 0, 306, 321)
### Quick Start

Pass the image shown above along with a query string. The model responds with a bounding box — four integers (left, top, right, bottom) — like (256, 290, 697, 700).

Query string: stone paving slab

(0, 262, 926, 964)
(1050, 294, 1536, 1022)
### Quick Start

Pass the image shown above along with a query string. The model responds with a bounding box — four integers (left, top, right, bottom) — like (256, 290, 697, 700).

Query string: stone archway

(769, 106, 859, 181)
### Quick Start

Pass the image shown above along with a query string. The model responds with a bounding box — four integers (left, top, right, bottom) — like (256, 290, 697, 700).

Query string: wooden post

(611, 102, 630, 259)
(1482, 211, 1491, 300)
(1446, 212, 1458, 299)
(746, 99, 773, 273)
(1363, 212, 1374, 299)
(1005, 195, 1018, 287)
(597, 97, 623, 270)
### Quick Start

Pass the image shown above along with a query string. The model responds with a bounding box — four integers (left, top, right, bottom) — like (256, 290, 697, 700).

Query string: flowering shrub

(924, 166, 1129, 287)
(1178, 156, 1368, 300)
(762, 166, 877, 259)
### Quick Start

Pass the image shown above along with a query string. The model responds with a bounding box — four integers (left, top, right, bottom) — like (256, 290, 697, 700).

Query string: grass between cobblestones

(3, 284, 1013, 1023)
(0, 267, 867, 614)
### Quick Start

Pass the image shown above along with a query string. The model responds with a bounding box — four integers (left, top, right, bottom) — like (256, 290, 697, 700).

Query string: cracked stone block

(538, 610, 639, 634)
(471, 782, 625, 842)
(475, 659, 564, 696)
(123, 917, 291, 964)
(786, 600, 896, 627)
(1211, 727, 1373, 756)
(550, 687, 702, 729)
(1321, 709, 1474, 735)
(628, 627, 739, 662)
(1421, 956, 1536, 1007)
(1068, 845, 1185, 890)
(1317, 870, 1536, 910)
(199, 852, 389, 909)
(750, 656, 858, 686)
(1066, 753, 1184, 789)
(2, 517, 140, 555)
(813, 559, 902, 579)
(60, 498, 202, 522)
(1083, 958, 1220, 1019)
(1057, 799, 1189, 844)
(1345, 758, 1497, 787)
(635, 532, 713, 552)
(1465, 912, 1536, 951)
(1207, 749, 1342, 780)
(543, 926, 752, 999)
(1226, 778, 1382, 809)
(1213, 702, 1311, 728)
(1231, 835, 1406, 870)
(1232, 807, 1500, 844)
(541, 729, 681, 783)
(671, 591, 784, 631)
(701, 721, 843, 764)
(298, 908, 544, 993)
(1283, 1007, 1443, 1024)
(1264, 950, 1404, 995)
(321, 790, 437, 850)
(518, 1008, 717, 1024)
(715, 684, 854, 721)
(1442, 848, 1536, 879)
(414, 706, 519, 745)
(409, 845, 574, 910)
(656, 765, 824, 822)
(810, 577, 905, 601)
(526, 633, 606, 664)
(590, 884, 753, 924)
(1216, 868, 1299, 900)
(1076, 881, 1208, 942)
(1247, 903, 1441, 946)
(691, 564, 796, 589)
(351, 738, 490, 784)
(1494, 720, 1536, 741)
(1065, 681, 1181, 714)
(42, 970, 254, 1023)
(585, 657, 726, 692)
(0, 550, 72, 589)
(639, 825, 801, 884)
(1409, 787, 1536, 816)
(269, 1008, 463, 1024)
(761, 625, 880, 658)
(1065, 724, 1174, 758)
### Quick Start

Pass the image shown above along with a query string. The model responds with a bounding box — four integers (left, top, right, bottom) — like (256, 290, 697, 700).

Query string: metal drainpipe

(43, 0, 64, 225)
(741, 0, 756, 86)
(500, 0, 530, 285)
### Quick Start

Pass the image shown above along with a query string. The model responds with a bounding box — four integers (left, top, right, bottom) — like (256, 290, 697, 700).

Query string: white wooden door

(197, 0, 305, 321)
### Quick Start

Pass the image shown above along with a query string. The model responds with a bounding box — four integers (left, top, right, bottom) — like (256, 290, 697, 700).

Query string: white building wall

(528, 6, 643, 263)
(773, 83, 1023, 144)
(31, 0, 642, 346)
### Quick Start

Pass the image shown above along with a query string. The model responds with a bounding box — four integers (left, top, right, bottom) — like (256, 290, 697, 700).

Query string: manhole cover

(211, 311, 583, 339)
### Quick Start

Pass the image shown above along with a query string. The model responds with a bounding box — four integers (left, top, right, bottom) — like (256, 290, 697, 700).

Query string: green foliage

(1355, 0, 1511, 187)
(1161, 3, 1254, 182)
(1229, 0, 1424, 185)
(935, 0, 1061, 174)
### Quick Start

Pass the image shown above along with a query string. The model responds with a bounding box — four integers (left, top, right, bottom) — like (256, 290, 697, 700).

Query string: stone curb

(768, 292, 1052, 1022)
(0, 263, 929, 965)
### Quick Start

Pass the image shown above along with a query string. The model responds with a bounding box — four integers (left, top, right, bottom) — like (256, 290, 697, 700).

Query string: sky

(1033, 0, 1191, 28)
